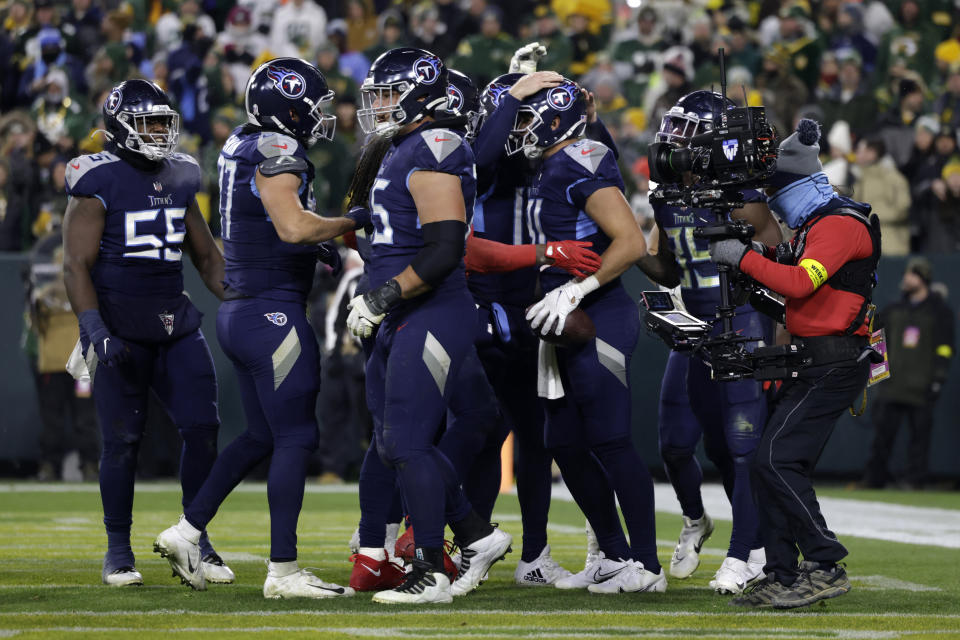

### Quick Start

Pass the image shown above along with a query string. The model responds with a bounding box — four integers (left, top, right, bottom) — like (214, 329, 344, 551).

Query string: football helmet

(655, 90, 736, 146)
(357, 47, 448, 137)
(477, 72, 523, 136)
(446, 69, 481, 140)
(507, 78, 585, 158)
(102, 79, 180, 161)
(245, 57, 336, 147)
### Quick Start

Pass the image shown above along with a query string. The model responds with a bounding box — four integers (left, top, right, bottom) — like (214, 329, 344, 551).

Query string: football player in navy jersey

(509, 79, 669, 594)
(153, 58, 367, 598)
(345, 47, 514, 604)
(637, 90, 782, 594)
(61, 79, 235, 587)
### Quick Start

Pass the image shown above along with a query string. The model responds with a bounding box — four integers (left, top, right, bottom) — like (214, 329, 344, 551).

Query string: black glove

(345, 205, 372, 231)
(318, 242, 343, 278)
(78, 309, 130, 366)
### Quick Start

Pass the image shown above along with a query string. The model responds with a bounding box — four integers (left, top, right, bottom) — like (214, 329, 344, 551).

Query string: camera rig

(642, 49, 809, 381)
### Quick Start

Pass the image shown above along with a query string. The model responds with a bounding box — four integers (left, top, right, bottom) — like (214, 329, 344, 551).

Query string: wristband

(364, 279, 402, 315)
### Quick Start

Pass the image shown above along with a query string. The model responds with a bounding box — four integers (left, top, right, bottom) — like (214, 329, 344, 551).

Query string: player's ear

(289, 108, 300, 122)
(551, 115, 560, 131)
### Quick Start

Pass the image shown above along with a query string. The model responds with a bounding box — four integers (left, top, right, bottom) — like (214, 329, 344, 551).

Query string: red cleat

(348, 551, 405, 592)
(394, 526, 416, 563)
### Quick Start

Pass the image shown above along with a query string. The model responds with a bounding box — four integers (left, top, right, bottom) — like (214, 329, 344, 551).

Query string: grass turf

(1, 483, 958, 639)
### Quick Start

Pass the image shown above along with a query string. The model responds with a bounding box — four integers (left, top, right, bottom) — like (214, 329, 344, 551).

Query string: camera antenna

(718, 47, 728, 127)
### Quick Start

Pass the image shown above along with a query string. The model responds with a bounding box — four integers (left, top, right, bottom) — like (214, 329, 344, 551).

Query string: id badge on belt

(867, 328, 891, 387)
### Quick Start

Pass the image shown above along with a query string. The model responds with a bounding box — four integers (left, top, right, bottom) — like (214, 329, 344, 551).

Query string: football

(528, 307, 596, 346)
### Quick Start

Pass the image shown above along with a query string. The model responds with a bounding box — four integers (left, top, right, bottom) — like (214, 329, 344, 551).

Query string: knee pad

(660, 442, 697, 466)
(274, 424, 319, 451)
(590, 436, 636, 463)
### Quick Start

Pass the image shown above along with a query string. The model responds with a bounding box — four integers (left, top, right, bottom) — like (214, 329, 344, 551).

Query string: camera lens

(648, 142, 693, 184)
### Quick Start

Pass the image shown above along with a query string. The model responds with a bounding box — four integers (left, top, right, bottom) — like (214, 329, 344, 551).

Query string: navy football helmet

(446, 69, 480, 140)
(477, 72, 523, 134)
(655, 90, 736, 145)
(245, 57, 336, 147)
(102, 79, 180, 161)
(507, 78, 585, 158)
(357, 47, 448, 137)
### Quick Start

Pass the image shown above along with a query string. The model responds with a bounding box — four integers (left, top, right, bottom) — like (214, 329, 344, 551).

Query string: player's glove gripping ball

(347, 279, 402, 339)
(545, 240, 602, 278)
(78, 309, 130, 366)
(526, 275, 600, 336)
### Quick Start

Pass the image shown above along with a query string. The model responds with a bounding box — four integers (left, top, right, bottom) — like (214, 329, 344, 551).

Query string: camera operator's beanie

(769, 119, 823, 189)
(906, 256, 932, 285)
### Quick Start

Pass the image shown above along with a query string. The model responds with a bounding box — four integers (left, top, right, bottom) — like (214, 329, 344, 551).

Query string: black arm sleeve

(409, 220, 467, 287)
(258, 154, 309, 177)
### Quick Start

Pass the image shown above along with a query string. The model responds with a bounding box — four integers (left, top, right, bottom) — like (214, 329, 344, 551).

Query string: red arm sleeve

(739, 216, 872, 299)
(464, 232, 537, 274)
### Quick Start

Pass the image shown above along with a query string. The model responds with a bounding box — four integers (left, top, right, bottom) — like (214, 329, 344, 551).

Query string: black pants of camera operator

(752, 338, 871, 586)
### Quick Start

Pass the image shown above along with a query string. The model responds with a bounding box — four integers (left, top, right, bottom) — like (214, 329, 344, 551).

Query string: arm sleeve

(567, 151, 625, 210)
(585, 118, 619, 159)
(739, 216, 872, 299)
(464, 231, 537, 274)
(472, 94, 521, 171)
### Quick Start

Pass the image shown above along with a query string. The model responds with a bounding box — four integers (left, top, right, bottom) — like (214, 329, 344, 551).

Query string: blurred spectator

(30, 69, 90, 160)
(531, 4, 572, 77)
(167, 23, 217, 142)
(829, 3, 877, 74)
(821, 49, 878, 138)
(17, 27, 86, 106)
(23, 231, 98, 481)
(409, 4, 456, 61)
(567, 10, 603, 77)
(876, 0, 938, 85)
(823, 120, 854, 187)
(155, 0, 217, 55)
(755, 46, 809, 134)
(449, 6, 515, 89)
(862, 257, 954, 489)
(0, 117, 38, 251)
(932, 64, 960, 131)
(433, 0, 467, 46)
(327, 19, 370, 87)
(775, 4, 822, 92)
(852, 136, 911, 256)
(646, 46, 692, 133)
(363, 10, 406, 63)
(315, 42, 358, 105)
(815, 51, 839, 101)
(61, 0, 103, 66)
(724, 16, 762, 77)
(581, 57, 626, 116)
(918, 156, 960, 253)
(215, 5, 267, 94)
(876, 77, 927, 170)
(345, 0, 378, 54)
(270, 0, 327, 59)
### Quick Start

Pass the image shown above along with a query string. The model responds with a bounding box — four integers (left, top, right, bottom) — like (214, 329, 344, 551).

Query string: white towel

(65, 339, 96, 383)
(537, 339, 565, 399)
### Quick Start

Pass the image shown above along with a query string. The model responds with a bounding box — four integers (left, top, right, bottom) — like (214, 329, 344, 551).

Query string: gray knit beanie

(769, 119, 823, 189)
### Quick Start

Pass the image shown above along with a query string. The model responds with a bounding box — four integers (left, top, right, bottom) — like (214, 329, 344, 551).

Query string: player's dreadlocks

(346, 134, 392, 210)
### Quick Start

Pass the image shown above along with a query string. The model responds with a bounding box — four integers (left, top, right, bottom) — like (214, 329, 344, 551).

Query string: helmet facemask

(358, 81, 413, 137)
(655, 106, 713, 146)
(507, 106, 543, 158)
(114, 107, 180, 161)
(302, 89, 337, 147)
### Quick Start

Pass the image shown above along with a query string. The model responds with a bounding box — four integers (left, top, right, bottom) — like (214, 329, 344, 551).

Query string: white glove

(346, 295, 385, 339)
(509, 41, 548, 74)
(526, 276, 600, 336)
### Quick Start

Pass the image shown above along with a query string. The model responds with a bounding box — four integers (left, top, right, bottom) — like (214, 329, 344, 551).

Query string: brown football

(527, 307, 596, 346)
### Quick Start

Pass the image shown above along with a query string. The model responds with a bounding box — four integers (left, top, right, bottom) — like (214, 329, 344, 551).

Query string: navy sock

(593, 438, 661, 572)
(266, 445, 311, 561)
(105, 529, 135, 568)
(662, 448, 705, 521)
(179, 424, 219, 510)
(100, 439, 138, 565)
(514, 426, 552, 563)
(358, 442, 400, 548)
(551, 445, 630, 561)
(460, 419, 509, 522)
(198, 530, 215, 558)
(728, 455, 759, 561)
(185, 431, 272, 530)
(396, 447, 468, 548)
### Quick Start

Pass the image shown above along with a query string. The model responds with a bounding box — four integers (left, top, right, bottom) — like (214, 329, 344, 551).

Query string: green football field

(1, 482, 959, 639)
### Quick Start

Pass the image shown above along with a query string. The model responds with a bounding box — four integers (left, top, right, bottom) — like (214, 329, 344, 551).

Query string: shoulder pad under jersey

(561, 139, 613, 175)
(65, 151, 122, 194)
(259, 154, 310, 177)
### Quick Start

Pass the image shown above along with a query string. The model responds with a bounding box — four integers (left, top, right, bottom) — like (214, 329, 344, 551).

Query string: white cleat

(102, 567, 143, 587)
(514, 545, 573, 586)
(746, 548, 766, 583)
(709, 556, 752, 594)
(554, 551, 627, 590)
(263, 562, 354, 599)
(372, 568, 453, 604)
(587, 561, 667, 594)
(669, 512, 714, 579)
(450, 527, 512, 596)
(202, 553, 236, 584)
(153, 516, 206, 591)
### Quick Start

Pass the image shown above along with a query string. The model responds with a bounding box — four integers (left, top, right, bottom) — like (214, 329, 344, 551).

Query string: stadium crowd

(5, 0, 960, 254)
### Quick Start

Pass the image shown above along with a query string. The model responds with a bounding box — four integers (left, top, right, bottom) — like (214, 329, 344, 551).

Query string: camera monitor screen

(660, 312, 706, 327)
(642, 291, 674, 311)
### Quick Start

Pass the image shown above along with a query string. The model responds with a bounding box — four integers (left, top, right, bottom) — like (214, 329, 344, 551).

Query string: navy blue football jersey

(653, 189, 765, 317)
(527, 138, 624, 293)
(65, 148, 204, 342)
(218, 127, 319, 303)
(366, 126, 476, 295)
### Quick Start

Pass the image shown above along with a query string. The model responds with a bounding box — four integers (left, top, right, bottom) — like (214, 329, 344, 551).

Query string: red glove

(545, 240, 602, 278)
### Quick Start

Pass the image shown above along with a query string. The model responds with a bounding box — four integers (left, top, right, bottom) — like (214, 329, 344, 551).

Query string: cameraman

(638, 90, 782, 595)
(709, 119, 881, 609)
